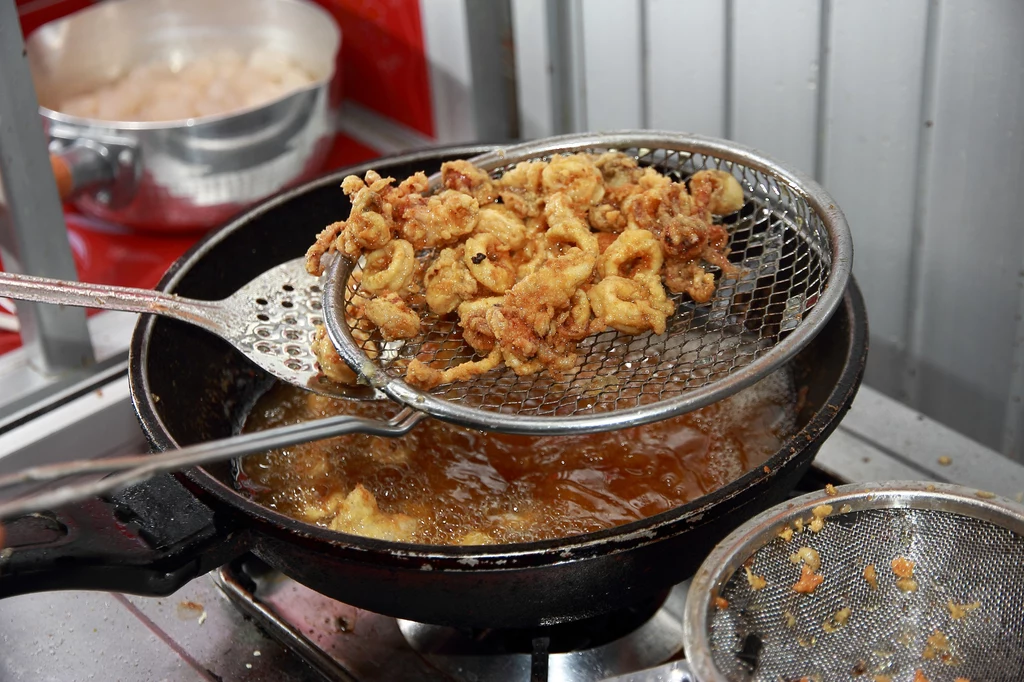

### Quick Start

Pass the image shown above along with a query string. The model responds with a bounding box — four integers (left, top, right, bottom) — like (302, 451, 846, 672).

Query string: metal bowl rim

(682, 480, 1024, 682)
(28, 0, 341, 131)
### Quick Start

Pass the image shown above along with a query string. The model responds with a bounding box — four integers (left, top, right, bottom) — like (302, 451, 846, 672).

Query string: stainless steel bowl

(27, 0, 341, 232)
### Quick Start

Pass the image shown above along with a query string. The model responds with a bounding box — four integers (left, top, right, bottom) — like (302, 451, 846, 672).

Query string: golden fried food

(863, 563, 878, 590)
(923, 629, 952, 662)
(406, 349, 503, 391)
(891, 556, 915, 577)
(303, 484, 418, 542)
(744, 565, 767, 591)
(590, 275, 674, 335)
(947, 600, 980, 620)
(310, 324, 377, 385)
(821, 607, 851, 633)
(790, 546, 821, 571)
(310, 325, 357, 384)
(808, 504, 833, 532)
(790, 546, 824, 594)
(892, 556, 919, 592)
(305, 152, 743, 389)
(361, 239, 417, 294)
(792, 563, 824, 594)
(363, 294, 420, 341)
(690, 169, 746, 215)
(424, 246, 478, 314)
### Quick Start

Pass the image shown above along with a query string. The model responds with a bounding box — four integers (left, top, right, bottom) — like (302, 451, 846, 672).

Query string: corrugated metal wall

(508, 0, 1024, 457)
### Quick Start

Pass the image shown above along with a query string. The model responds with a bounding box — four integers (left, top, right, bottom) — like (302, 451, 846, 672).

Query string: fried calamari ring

(475, 205, 528, 250)
(544, 195, 599, 289)
(497, 160, 547, 218)
(464, 233, 516, 293)
(541, 154, 605, 214)
(598, 229, 664, 280)
(362, 239, 416, 293)
(589, 275, 675, 335)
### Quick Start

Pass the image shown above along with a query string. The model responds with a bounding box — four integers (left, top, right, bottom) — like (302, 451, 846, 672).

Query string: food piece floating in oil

(236, 368, 796, 545)
(304, 153, 745, 390)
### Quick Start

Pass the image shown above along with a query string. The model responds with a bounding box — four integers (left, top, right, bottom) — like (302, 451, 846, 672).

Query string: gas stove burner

(214, 555, 688, 681)
(397, 589, 686, 682)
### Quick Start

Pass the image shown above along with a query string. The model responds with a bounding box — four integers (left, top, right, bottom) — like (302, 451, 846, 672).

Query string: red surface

(17, 0, 94, 36)
(322, 132, 381, 171)
(313, 0, 434, 138)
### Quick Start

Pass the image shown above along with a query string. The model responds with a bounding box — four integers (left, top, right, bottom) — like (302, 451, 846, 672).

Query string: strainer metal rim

(682, 480, 1024, 682)
(323, 130, 853, 435)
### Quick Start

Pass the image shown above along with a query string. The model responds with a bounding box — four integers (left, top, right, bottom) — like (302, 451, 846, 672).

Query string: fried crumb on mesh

(863, 563, 878, 590)
(892, 556, 919, 593)
(947, 600, 980, 620)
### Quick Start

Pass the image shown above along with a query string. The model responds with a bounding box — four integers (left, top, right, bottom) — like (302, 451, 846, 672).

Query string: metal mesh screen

(709, 507, 1024, 681)
(343, 147, 832, 418)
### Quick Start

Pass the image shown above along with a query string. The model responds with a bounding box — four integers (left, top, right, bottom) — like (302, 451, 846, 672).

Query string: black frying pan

(0, 145, 868, 628)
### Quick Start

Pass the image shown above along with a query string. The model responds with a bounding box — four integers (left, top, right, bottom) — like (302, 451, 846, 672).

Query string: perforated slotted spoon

(0, 257, 373, 399)
(0, 131, 852, 519)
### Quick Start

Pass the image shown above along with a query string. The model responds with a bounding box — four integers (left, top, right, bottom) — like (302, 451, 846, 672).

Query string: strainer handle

(0, 408, 425, 520)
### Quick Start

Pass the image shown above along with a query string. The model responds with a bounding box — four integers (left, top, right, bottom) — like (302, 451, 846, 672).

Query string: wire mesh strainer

(323, 131, 852, 435)
(0, 131, 852, 518)
(683, 481, 1024, 682)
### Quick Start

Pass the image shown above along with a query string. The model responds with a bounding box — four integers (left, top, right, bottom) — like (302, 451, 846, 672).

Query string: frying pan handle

(49, 143, 116, 201)
(47, 137, 138, 207)
(0, 474, 248, 599)
(50, 153, 75, 200)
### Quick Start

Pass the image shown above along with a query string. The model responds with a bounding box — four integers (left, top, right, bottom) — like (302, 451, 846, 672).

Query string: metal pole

(0, 0, 95, 375)
(545, 0, 586, 135)
(464, 0, 519, 141)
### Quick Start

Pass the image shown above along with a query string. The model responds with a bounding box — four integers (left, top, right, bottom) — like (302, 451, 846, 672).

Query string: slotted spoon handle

(0, 271, 223, 331)
(0, 408, 426, 521)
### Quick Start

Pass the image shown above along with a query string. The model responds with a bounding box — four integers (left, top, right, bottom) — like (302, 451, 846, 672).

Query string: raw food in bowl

(59, 48, 316, 122)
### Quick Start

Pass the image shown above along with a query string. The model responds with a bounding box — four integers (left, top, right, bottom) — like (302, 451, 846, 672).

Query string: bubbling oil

(237, 368, 797, 545)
